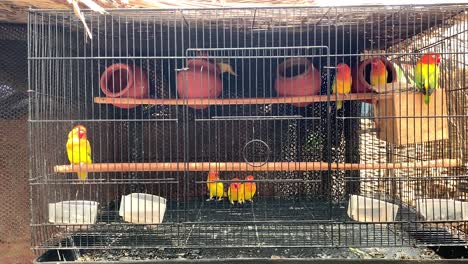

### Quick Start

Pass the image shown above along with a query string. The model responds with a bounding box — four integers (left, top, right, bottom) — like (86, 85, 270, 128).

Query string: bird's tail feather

(78, 172, 87, 181)
(424, 94, 430, 105)
(336, 100, 343, 110)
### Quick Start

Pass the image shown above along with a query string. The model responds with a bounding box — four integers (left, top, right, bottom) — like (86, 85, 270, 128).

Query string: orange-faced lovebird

(414, 52, 441, 105)
(206, 170, 225, 201)
(331, 63, 352, 111)
(228, 177, 245, 205)
(370, 58, 388, 87)
(243, 175, 257, 202)
(66, 125, 92, 181)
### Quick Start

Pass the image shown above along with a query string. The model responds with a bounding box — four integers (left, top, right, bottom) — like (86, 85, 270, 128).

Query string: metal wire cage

(28, 4, 468, 259)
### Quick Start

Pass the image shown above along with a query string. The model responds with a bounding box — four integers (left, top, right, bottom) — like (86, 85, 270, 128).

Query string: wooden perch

(94, 93, 379, 106)
(54, 159, 462, 173)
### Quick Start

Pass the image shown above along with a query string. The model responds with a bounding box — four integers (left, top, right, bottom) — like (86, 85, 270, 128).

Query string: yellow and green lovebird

(331, 63, 352, 111)
(66, 125, 92, 181)
(414, 52, 441, 105)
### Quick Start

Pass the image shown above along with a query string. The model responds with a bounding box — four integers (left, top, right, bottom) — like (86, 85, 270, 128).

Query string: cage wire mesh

(0, 23, 30, 243)
(28, 4, 468, 259)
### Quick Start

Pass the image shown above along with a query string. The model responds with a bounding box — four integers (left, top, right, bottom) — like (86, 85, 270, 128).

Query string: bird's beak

(78, 130, 85, 139)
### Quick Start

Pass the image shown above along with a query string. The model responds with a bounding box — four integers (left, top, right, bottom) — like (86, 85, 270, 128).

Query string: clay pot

(275, 58, 321, 107)
(177, 59, 223, 110)
(100, 63, 149, 109)
(351, 57, 397, 103)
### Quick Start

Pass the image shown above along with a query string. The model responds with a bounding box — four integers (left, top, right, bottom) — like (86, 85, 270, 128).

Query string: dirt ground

(0, 120, 34, 263)
(1, 239, 35, 264)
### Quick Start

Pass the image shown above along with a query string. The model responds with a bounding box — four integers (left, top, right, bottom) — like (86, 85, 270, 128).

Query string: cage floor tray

(39, 198, 413, 250)
(36, 247, 446, 263)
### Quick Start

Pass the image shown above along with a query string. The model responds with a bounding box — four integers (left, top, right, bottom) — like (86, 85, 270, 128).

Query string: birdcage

(29, 4, 468, 262)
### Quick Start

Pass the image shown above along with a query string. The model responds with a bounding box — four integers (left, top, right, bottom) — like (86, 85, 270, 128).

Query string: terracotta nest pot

(100, 63, 149, 109)
(351, 57, 397, 103)
(275, 58, 321, 107)
(177, 59, 223, 110)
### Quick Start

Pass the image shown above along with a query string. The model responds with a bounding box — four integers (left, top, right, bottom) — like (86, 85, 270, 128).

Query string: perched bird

(414, 53, 441, 105)
(392, 62, 414, 85)
(66, 125, 92, 181)
(196, 51, 237, 76)
(331, 63, 352, 111)
(369, 58, 388, 87)
(217, 62, 237, 76)
(206, 170, 225, 201)
(227, 177, 245, 205)
(243, 175, 257, 203)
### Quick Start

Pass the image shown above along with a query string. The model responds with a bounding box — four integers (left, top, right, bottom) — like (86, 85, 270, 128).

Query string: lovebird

(370, 58, 388, 87)
(206, 170, 225, 201)
(196, 51, 237, 76)
(227, 177, 245, 205)
(331, 63, 352, 111)
(414, 52, 441, 105)
(66, 125, 92, 181)
(243, 175, 257, 202)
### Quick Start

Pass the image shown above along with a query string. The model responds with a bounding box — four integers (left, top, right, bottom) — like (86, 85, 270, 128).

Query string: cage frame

(27, 4, 468, 259)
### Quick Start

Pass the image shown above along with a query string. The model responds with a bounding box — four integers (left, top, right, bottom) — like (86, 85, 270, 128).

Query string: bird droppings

(76, 247, 441, 261)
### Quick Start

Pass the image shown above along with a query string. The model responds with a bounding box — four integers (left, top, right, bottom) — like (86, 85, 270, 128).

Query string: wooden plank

(53, 159, 462, 173)
(94, 93, 378, 106)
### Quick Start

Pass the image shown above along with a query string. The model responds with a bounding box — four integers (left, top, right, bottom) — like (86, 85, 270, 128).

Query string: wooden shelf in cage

(94, 93, 378, 106)
(53, 159, 461, 173)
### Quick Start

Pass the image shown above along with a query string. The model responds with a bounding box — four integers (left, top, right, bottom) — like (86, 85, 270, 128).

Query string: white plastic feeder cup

(119, 193, 167, 224)
(416, 199, 468, 221)
(347, 195, 399, 223)
(48, 200, 99, 225)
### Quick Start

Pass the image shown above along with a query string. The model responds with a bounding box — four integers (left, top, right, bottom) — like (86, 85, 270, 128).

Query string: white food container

(347, 195, 399, 223)
(416, 199, 468, 221)
(48, 200, 98, 225)
(119, 193, 166, 224)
